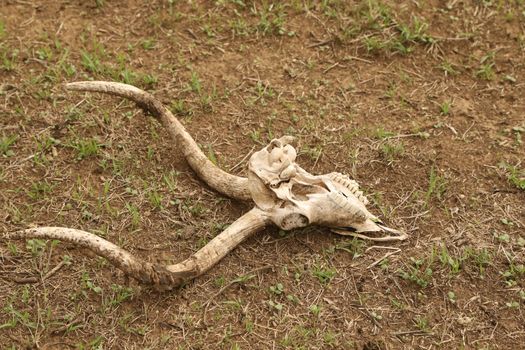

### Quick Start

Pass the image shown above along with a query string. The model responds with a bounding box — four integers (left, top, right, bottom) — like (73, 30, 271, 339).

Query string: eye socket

(268, 139, 282, 150)
(270, 179, 289, 188)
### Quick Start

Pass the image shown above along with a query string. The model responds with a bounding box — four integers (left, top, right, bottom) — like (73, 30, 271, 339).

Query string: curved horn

(5, 208, 269, 288)
(66, 81, 251, 201)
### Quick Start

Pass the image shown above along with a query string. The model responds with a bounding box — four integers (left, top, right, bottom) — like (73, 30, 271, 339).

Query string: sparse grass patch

(0, 47, 16, 71)
(462, 247, 492, 277)
(182, 199, 207, 217)
(69, 138, 103, 160)
(81, 50, 103, 74)
(439, 100, 451, 115)
(500, 163, 525, 190)
(162, 170, 179, 192)
(437, 245, 462, 274)
(363, 36, 386, 53)
(414, 315, 430, 332)
(312, 265, 336, 285)
(398, 16, 434, 44)
(141, 38, 156, 50)
(267, 299, 284, 312)
(26, 180, 54, 200)
(372, 127, 395, 139)
(439, 60, 459, 76)
(1, 303, 37, 331)
(189, 70, 202, 94)
(229, 18, 250, 36)
(511, 126, 523, 145)
(103, 284, 134, 309)
(501, 260, 525, 287)
(398, 254, 434, 288)
(355, 3, 434, 55)
(125, 203, 141, 229)
(25, 238, 47, 256)
(334, 238, 366, 259)
(33, 135, 60, 165)
(0, 19, 5, 39)
(269, 283, 284, 295)
(36, 46, 53, 61)
(425, 166, 447, 205)
(256, 4, 293, 36)
(447, 291, 456, 304)
(0, 134, 17, 157)
(170, 99, 192, 117)
(302, 144, 323, 162)
(476, 52, 496, 81)
(308, 304, 321, 317)
(380, 140, 404, 163)
(142, 73, 158, 86)
(147, 189, 163, 210)
(251, 81, 275, 105)
(118, 67, 137, 85)
(81, 272, 103, 295)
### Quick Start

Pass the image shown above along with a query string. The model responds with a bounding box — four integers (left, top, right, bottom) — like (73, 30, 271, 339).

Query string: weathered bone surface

(248, 137, 406, 240)
(6, 209, 269, 288)
(3, 81, 406, 288)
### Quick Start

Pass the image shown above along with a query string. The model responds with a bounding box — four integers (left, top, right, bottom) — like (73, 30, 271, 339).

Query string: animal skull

(4, 81, 406, 289)
(248, 136, 404, 238)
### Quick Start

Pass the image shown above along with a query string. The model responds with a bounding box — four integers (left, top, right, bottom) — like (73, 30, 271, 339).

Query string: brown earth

(1, 0, 524, 349)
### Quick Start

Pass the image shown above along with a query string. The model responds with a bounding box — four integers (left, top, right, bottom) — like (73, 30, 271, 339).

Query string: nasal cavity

(280, 213, 309, 230)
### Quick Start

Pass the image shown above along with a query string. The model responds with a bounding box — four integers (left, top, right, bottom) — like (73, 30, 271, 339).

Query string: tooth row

(327, 172, 369, 205)
(329, 192, 367, 222)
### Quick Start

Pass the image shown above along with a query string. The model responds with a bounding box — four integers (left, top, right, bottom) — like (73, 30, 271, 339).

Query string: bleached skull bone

(248, 136, 383, 233)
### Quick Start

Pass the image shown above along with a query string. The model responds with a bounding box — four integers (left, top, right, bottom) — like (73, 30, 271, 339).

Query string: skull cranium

(248, 137, 404, 239)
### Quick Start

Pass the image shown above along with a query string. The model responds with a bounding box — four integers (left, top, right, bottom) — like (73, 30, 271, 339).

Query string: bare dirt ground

(1, 0, 524, 349)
